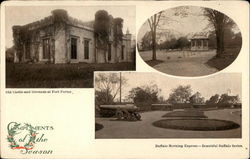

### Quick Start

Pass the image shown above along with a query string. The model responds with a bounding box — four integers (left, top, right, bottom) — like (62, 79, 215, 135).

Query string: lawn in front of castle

(6, 62, 135, 88)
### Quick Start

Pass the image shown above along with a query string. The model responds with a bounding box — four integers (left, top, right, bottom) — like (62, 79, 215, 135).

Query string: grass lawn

(95, 123, 104, 131)
(206, 47, 241, 70)
(6, 62, 135, 88)
(140, 50, 218, 76)
(156, 109, 240, 131)
(162, 110, 207, 118)
(231, 110, 242, 116)
(153, 119, 240, 131)
(140, 49, 216, 62)
(145, 60, 164, 67)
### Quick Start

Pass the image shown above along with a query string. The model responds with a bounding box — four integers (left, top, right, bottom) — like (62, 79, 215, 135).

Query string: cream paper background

(0, 1, 249, 159)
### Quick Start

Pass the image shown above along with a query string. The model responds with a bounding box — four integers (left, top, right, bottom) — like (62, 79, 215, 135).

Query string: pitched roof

(191, 32, 208, 39)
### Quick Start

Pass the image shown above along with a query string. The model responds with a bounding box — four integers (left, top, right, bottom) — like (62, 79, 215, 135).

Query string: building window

(84, 39, 89, 59)
(42, 38, 50, 59)
(121, 45, 125, 60)
(108, 43, 112, 61)
(71, 38, 77, 59)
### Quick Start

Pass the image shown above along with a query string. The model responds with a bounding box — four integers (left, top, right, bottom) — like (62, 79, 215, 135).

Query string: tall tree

(147, 11, 163, 60)
(147, 6, 188, 60)
(167, 85, 192, 104)
(208, 31, 217, 49)
(127, 84, 161, 106)
(218, 94, 240, 105)
(94, 10, 111, 62)
(95, 73, 127, 104)
(190, 92, 205, 104)
(203, 8, 234, 57)
(206, 94, 220, 104)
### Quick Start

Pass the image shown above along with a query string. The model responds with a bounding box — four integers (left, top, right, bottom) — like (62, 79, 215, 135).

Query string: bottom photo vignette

(94, 72, 241, 139)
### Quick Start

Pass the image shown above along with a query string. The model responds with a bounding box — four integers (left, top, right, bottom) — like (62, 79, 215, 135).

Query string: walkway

(140, 50, 218, 77)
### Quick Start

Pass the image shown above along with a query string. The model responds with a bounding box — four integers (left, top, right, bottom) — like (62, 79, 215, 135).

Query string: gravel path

(140, 50, 218, 77)
(95, 109, 241, 138)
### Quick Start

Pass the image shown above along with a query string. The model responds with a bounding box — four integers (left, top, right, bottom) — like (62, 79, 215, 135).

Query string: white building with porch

(190, 33, 209, 51)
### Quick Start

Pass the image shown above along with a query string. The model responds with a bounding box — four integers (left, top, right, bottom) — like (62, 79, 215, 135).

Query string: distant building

(226, 89, 240, 106)
(12, 9, 132, 64)
(190, 33, 209, 51)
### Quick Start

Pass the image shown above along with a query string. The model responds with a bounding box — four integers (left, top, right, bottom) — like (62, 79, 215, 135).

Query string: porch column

(194, 40, 197, 50)
(201, 39, 204, 50)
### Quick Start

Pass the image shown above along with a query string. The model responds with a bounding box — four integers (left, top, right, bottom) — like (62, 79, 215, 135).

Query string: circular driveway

(95, 109, 241, 138)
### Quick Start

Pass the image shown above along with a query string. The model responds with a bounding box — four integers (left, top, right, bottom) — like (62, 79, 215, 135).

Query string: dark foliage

(51, 9, 69, 23)
(94, 10, 111, 50)
(145, 60, 164, 67)
(113, 18, 124, 46)
(6, 62, 135, 88)
(6, 46, 15, 63)
(206, 47, 241, 70)
(140, 31, 152, 51)
(206, 94, 220, 104)
(203, 8, 237, 57)
(189, 92, 205, 104)
(218, 93, 240, 105)
(95, 90, 114, 106)
(167, 85, 192, 104)
(175, 37, 190, 50)
(127, 84, 160, 108)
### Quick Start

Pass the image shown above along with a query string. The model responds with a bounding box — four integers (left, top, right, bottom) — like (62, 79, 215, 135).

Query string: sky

(5, 6, 135, 48)
(137, 6, 213, 43)
(96, 72, 242, 102)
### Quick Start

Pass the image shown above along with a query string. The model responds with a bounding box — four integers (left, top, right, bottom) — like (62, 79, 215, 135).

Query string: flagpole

(120, 72, 122, 103)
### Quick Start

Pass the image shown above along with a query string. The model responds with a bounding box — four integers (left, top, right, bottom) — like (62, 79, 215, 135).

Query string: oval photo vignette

(137, 6, 242, 77)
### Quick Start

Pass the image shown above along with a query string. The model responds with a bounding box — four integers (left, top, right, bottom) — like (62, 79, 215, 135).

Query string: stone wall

(66, 25, 95, 63)
(38, 25, 55, 63)
(123, 33, 132, 62)
(13, 24, 55, 63)
(54, 23, 67, 63)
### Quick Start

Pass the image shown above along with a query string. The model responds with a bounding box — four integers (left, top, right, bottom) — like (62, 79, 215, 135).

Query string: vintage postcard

(0, 1, 249, 159)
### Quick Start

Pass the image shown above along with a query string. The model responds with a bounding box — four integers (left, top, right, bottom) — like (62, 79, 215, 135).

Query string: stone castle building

(12, 9, 133, 64)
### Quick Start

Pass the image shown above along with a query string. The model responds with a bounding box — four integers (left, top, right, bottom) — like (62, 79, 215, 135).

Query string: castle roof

(15, 9, 94, 32)
(13, 9, 129, 36)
